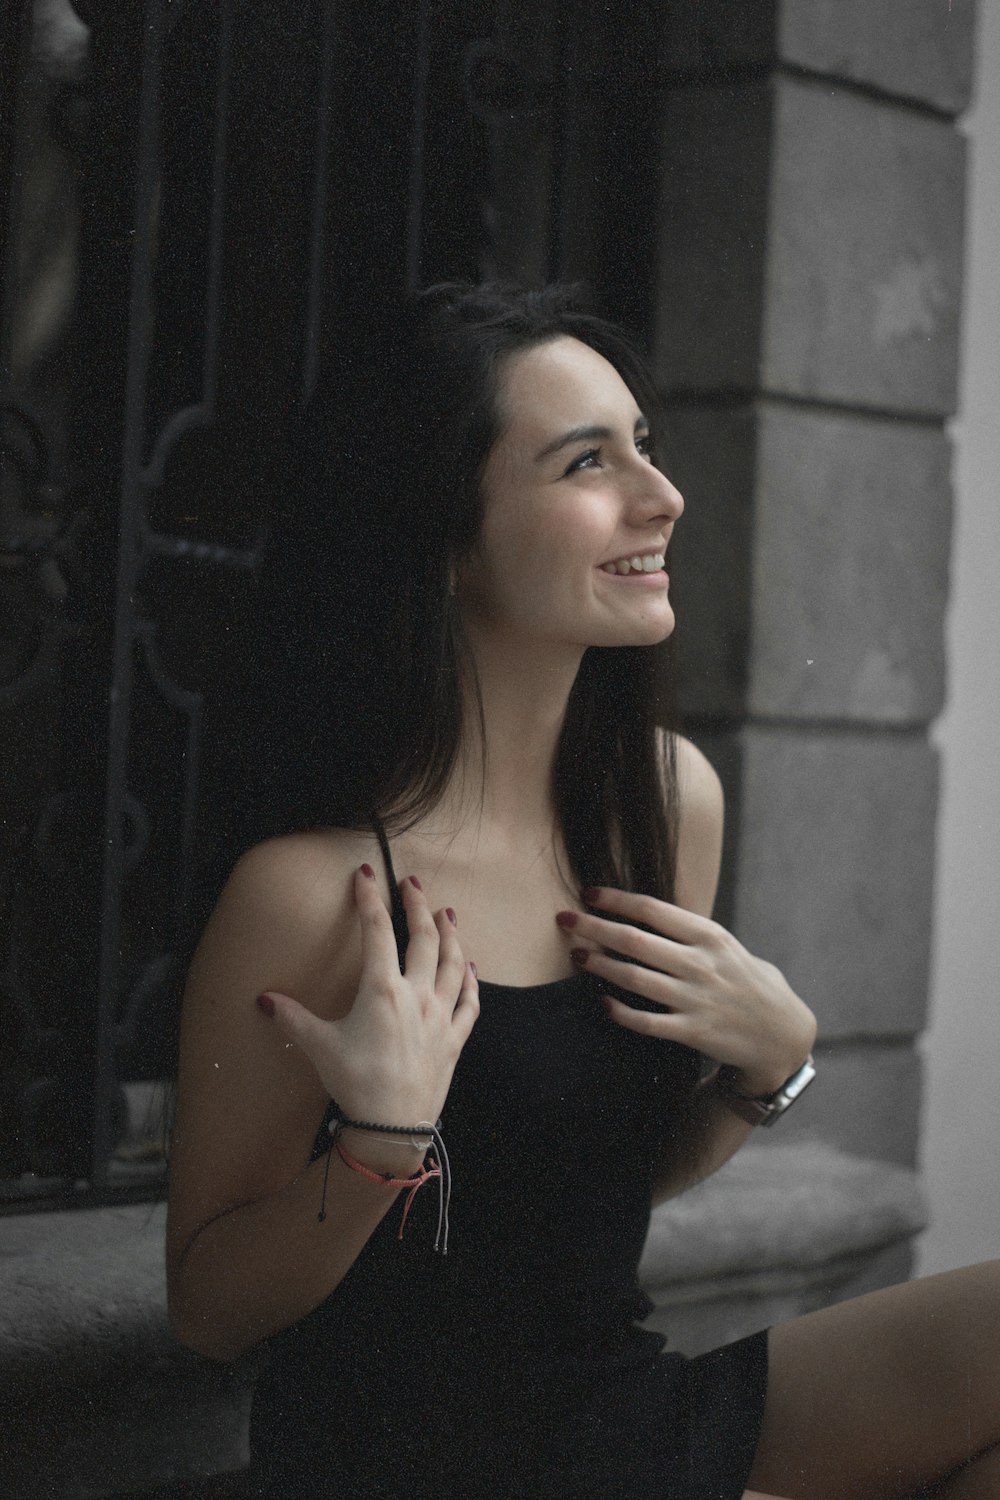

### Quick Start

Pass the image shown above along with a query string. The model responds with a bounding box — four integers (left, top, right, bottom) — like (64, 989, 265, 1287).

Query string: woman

(167, 285, 1000, 1498)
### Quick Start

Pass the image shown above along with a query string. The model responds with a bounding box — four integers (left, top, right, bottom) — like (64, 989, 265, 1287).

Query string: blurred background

(0, 0, 994, 1494)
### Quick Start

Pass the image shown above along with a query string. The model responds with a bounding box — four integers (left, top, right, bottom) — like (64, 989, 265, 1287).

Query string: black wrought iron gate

(0, 0, 662, 1208)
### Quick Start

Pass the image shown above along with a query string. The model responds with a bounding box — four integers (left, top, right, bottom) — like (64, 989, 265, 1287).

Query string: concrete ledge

(640, 1140, 927, 1354)
(1, 1142, 926, 1497)
(0, 1203, 256, 1499)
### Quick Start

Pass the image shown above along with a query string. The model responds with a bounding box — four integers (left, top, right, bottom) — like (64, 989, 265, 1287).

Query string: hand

(260, 866, 479, 1128)
(557, 888, 816, 1096)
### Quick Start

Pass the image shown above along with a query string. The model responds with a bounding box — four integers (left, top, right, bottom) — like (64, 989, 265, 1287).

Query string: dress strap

(371, 813, 408, 966)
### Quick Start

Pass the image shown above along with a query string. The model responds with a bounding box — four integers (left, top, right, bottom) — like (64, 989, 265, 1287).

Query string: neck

(435, 624, 585, 840)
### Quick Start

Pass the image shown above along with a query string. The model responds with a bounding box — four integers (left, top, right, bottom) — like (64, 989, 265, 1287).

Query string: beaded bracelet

(327, 1106, 438, 1152)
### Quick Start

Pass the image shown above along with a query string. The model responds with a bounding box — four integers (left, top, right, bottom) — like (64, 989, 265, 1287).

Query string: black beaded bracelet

(327, 1102, 440, 1146)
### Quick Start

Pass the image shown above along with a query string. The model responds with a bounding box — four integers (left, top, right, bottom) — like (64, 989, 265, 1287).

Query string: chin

(590, 613, 676, 650)
(629, 602, 676, 645)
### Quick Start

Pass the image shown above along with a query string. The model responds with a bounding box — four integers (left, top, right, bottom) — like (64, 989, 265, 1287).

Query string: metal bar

(302, 0, 337, 405)
(140, 522, 263, 570)
(405, 0, 432, 292)
(133, 620, 201, 944)
(91, 0, 166, 1194)
(141, 0, 234, 487)
(0, 0, 35, 391)
(545, 0, 569, 282)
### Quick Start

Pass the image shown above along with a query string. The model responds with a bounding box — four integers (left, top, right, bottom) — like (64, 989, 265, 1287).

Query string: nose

(631, 460, 684, 525)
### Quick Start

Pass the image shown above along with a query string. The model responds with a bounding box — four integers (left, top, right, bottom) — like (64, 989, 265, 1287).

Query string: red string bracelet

(333, 1138, 442, 1241)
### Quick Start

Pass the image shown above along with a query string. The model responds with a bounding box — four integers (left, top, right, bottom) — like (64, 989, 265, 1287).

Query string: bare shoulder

(201, 826, 375, 1011)
(658, 730, 724, 918)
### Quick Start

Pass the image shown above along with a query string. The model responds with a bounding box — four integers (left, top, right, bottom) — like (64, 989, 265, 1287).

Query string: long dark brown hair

(216, 282, 679, 902)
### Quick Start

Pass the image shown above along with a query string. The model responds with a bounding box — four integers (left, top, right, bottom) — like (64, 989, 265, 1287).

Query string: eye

(563, 447, 602, 476)
(636, 432, 654, 460)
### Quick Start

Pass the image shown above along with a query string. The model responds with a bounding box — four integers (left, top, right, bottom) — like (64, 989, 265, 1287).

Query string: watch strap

(716, 1054, 816, 1127)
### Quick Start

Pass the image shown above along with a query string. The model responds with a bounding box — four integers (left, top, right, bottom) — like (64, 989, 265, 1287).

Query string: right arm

(166, 835, 477, 1361)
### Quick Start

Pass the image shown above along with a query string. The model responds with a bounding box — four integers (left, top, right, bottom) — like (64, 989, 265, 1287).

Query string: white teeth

(601, 552, 665, 575)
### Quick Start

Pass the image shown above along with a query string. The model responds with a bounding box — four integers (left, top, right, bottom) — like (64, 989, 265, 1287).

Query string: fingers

(398, 874, 441, 981)
(452, 961, 480, 1041)
(573, 946, 682, 1008)
(433, 903, 468, 1001)
(259, 989, 330, 1064)
(600, 992, 690, 1041)
(581, 885, 712, 943)
(558, 908, 705, 981)
(355, 863, 405, 983)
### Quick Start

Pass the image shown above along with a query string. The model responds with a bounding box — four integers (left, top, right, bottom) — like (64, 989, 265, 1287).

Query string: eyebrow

(533, 415, 649, 464)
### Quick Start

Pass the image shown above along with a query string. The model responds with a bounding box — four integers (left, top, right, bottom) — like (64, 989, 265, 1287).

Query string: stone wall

(656, 0, 975, 1181)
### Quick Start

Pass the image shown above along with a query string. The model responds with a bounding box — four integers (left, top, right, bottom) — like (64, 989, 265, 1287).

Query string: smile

(599, 551, 665, 575)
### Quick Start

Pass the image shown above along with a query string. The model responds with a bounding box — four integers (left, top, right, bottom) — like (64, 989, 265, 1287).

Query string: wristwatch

(715, 1054, 816, 1127)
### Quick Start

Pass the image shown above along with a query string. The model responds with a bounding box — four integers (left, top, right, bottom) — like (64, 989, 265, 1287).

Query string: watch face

(717, 1054, 816, 1127)
(766, 1056, 817, 1122)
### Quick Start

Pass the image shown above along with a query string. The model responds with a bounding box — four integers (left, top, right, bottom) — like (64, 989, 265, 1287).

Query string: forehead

(495, 335, 642, 442)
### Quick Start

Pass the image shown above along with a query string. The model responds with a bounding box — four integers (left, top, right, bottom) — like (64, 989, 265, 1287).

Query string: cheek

(473, 491, 611, 613)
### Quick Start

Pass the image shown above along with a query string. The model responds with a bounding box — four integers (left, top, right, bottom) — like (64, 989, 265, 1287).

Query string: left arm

(653, 735, 759, 1202)
(565, 735, 816, 1205)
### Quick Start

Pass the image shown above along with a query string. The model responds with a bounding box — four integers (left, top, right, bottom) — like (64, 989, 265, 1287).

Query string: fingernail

(446, 907, 457, 925)
(360, 863, 375, 879)
(570, 948, 589, 967)
(408, 874, 423, 891)
(470, 961, 477, 978)
(555, 910, 578, 929)
(599, 994, 614, 1011)
(580, 887, 601, 904)
(256, 993, 276, 1017)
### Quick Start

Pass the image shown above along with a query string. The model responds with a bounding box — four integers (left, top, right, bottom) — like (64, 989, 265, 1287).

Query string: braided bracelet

(318, 1102, 452, 1253)
(333, 1139, 442, 1243)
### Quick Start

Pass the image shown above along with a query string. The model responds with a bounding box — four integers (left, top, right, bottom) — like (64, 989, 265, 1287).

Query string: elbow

(167, 1280, 257, 1363)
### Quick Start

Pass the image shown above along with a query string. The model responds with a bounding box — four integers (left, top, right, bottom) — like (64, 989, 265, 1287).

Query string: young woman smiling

(166, 285, 1000, 1499)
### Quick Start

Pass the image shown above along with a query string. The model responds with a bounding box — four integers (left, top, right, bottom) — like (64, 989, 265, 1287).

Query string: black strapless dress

(249, 827, 768, 1498)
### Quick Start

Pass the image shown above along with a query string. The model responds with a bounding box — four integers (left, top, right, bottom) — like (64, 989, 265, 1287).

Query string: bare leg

(747, 1261, 1000, 1500)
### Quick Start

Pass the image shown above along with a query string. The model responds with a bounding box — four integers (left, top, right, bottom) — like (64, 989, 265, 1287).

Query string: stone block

(782, 1041, 923, 1166)
(655, 78, 966, 414)
(777, 0, 976, 114)
(662, 0, 976, 115)
(666, 403, 756, 721)
(668, 403, 952, 725)
(764, 77, 965, 413)
(638, 1140, 926, 1355)
(749, 404, 952, 723)
(733, 726, 938, 1038)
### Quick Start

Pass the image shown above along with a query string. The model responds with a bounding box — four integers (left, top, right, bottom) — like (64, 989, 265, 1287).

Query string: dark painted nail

(446, 907, 457, 925)
(580, 887, 601, 904)
(360, 863, 375, 879)
(555, 910, 578, 930)
(570, 948, 590, 967)
(256, 993, 276, 1017)
(408, 874, 423, 891)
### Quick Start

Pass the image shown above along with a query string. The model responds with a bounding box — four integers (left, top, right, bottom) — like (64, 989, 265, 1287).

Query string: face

(458, 336, 684, 652)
